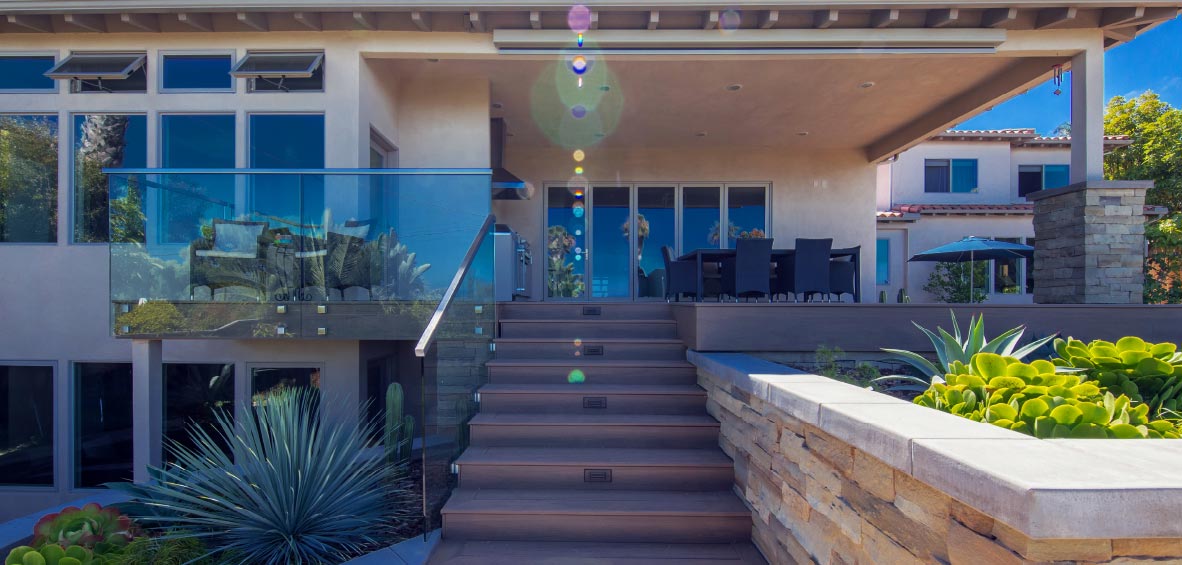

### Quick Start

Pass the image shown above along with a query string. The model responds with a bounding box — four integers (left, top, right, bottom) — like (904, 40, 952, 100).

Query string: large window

(924, 159, 978, 193)
(0, 55, 56, 91)
(0, 115, 58, 243)
(251, 366, 320, 401)
(1018, 164, 1070, 198)
(682, 186, 721, 251)
(159, 114, 236, 243)
(161, 53, 233, 92)
(74, 363, 133, 488)
(164, 363, 234, 461)
(876, 238, 890, 285)
(248, 114, 326, 230)
(989, 237, 1034, 295)
(73, 114, 147, 242)
(0, 365, 54, 486)
(726, 186, 767, 247)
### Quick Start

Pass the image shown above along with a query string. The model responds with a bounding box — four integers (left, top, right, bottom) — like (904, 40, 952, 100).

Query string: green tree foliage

(1103, 92, 1182, 302)
(922, 261, 988, 303)
(546, 225, 585, 297)
(0, 116, 57, 242)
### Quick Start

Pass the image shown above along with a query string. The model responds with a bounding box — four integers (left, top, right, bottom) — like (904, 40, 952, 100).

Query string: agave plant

(112, 387, 410, 565)
(875, 312, 1058, 391)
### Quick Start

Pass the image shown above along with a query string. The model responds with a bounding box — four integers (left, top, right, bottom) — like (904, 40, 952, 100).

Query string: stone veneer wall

(1029, 181, 1152, 304)
(692, 352, 1182, 565)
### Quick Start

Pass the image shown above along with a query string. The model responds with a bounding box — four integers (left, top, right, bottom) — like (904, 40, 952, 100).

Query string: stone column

(1029, 181, 1152, 304)
(132, 339, 163, 482)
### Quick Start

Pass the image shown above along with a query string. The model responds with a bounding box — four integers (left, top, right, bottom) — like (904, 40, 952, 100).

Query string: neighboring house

(875, 129, 1166, 304)
(0, 0, 1175, 525)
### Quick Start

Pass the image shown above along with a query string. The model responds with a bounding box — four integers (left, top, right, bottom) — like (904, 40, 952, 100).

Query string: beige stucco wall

(495, 146, 878, 301)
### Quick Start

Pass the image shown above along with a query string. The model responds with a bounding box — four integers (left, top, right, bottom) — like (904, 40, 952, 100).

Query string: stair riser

(498, 303, 673, 321)
(495, 341, 686, 360)
(499, 322, 678, 339)
(480, 393, 706, 415)
(442, 514, 750, 543)
(488, 366, 698, 386)
(470, 424, 720, 449)
(459, 465, 733, 491)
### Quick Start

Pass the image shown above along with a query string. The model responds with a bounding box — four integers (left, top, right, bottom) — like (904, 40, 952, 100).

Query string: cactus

(384, 382, 415, 468)
(914, 352, 1182, 439)
(1052, 337, 1182, 419)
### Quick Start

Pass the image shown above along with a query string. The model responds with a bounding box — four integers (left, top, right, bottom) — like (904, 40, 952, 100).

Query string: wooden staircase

(430, 303, 765, 564)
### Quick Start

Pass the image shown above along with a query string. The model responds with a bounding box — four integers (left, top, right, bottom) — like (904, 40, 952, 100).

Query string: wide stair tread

(429, 540, 768, 564)
(457, 446, 732, 467)
(443, 488, 749, 516)
(486, 359, 694, 368)
(479, 383, 704, 395)
(470, 413, 719, 426)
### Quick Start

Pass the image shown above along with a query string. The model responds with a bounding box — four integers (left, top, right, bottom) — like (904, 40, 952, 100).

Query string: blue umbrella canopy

(908, 236, 1033, 262)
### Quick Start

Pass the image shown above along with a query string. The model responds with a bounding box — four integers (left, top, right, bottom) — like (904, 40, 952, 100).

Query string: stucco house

(875, 129, 1166, 304)
(0, 0, 1178, 561)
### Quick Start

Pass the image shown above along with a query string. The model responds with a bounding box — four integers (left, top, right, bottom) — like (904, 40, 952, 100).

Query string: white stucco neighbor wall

(889, 141, 1017, 205)
(496, 147, 878, 301)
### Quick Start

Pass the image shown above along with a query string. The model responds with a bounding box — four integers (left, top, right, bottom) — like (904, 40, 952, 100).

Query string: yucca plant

(875, 312, 1058, 391)
(112, 387, 410, 565)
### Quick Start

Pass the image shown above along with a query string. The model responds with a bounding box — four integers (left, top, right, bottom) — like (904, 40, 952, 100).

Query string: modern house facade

(0, 1, 1177, 557)
(875, 129, 1164, 304)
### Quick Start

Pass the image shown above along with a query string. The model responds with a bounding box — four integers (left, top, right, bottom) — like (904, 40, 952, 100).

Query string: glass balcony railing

(106, 168, 492, 339)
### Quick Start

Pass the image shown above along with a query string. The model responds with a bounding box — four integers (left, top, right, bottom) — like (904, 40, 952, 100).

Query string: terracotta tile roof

(882, 203, 1167, 216)
(941, 128, 1036, 135)
(931, 129, 1132, 148)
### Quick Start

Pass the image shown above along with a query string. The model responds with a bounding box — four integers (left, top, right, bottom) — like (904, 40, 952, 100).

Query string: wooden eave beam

(813, 9, 838, 29)
(529, 10, 541, 30)
(759, 10, 779, 29)
(1100, 6, 1144, 28)
(352, 11, 375, 30)
(63, 13, 105, 32)
(235, 12, 268, 32)
(926, 8, 958, 28)
(468, 11, 484, 32)
(1034, 7, 1076, 29)
(293, 12, 321, 31)
(648, 11, 659, 30)
(980, 8, 1018, 28)
(120, 12, 159, 32)
(410, 10, 430, 32)
(870, 9, 899, 29)
(6, 14, 52, 32)
(176, 12, 212, 31)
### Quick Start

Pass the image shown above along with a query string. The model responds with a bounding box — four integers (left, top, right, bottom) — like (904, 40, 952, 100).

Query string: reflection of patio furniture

(189, 219, 270, 300)
(661, 245, 697, 301)
(295, 221, 374, 301)
(724, 238, 774, 301)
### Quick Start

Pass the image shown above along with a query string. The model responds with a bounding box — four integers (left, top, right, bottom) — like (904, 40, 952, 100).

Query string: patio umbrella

(908, 236, 1034, 299)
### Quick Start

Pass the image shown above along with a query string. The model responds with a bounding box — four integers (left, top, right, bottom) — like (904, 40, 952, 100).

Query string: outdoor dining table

(676, 246, 862, 302)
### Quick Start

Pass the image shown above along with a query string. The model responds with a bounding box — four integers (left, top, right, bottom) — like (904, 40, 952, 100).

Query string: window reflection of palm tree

(621, 214, 650, 261)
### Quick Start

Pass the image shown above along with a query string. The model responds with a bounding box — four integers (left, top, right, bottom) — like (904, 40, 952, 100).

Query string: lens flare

(574, 166, 584, 175)
(568, 5, 592, 33)
(720, 9, 742, 31)
(577, 33, 584, 47)
(573, 149, 585, 162)
(568, 369, 586, 383)
(571, 105, 587, 119)
(573, 203, 585, 218)
(572, 55, 588, 74)
(574, 338, 583, 347)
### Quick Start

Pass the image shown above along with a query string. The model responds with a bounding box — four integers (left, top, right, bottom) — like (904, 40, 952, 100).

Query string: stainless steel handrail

(414, 214, 496, 357)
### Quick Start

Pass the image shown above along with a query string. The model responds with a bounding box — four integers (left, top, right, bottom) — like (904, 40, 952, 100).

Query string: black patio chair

(661, 246, 697, 301)
(829, 259, 856, 302)
(723, 238, 774, 301)
(786, 238, 833, 302)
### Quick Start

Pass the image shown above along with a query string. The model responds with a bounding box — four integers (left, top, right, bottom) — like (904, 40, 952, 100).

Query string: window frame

(157, 50, 237, 94)
(69, 112, 148, 244)
(0, 52, 59, 93)
(0, 361, 58, 490)
(875, 237, 891, 286)
(985, 236, 1035, 296)
(1019, 164, 1070, 199)
(0, 112, 61, 245)
(924, 158, 979, 194)
(46, 52, 148, 94)
(246, 111, 327, 168)
(232, 51, 325, 94)
(70, 361, 134, 490)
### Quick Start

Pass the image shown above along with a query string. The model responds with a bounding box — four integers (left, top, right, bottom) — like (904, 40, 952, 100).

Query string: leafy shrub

(923, 262, 987, 303)
(112, 387, 407, 564)
(914, 352, 1181, 439)
(884, 312, 1059, 385)
(1052, 337, 1182, 418)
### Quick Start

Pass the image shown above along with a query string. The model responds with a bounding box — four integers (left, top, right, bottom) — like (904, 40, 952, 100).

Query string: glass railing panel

(421, 219, 496, 531)
(108, 170, 492, 339)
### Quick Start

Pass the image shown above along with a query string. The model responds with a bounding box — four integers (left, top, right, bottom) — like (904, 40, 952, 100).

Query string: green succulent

(914, 353, 1182, 439)
(5, 545, 96, 565)
(1053, 337, 1182, 418)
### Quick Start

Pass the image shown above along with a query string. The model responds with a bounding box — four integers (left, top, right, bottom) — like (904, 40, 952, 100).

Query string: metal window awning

(231, 52, 323, 79)
(44, 53, 145, 80)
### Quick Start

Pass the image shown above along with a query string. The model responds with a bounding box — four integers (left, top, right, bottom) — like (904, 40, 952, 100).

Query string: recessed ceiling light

(426, 58, 440, 63)
(695, 131, 708, 137)
(491, 102, 504, 109)
(796, 131, 809, 136)
(725, 84, 743, 92)
(859, 81, 875, 89)
(594, 132, 605, 137)
(507, 132, 515, 137)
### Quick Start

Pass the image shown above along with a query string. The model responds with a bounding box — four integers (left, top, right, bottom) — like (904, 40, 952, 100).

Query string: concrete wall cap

(690, 352, 1182, 540)
(1026, 179, 1154, 201)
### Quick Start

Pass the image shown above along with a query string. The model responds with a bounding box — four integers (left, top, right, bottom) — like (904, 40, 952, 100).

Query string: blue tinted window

(1044, 165, 1070, 189)
(0, 56, 55, 90)
(950, 159, 978, 193)
(159, 114, 236, 243)
(876, 238, 890, 285)
(161, 114, 236, 168)
(162, 54, 233, 91)
(73, 114, 147, 242)
(0, 115, 58, 242)
(249, 114, 325, 230)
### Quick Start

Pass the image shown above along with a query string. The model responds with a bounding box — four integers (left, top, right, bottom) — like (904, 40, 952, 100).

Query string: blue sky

(959, 17, 1182, 134)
